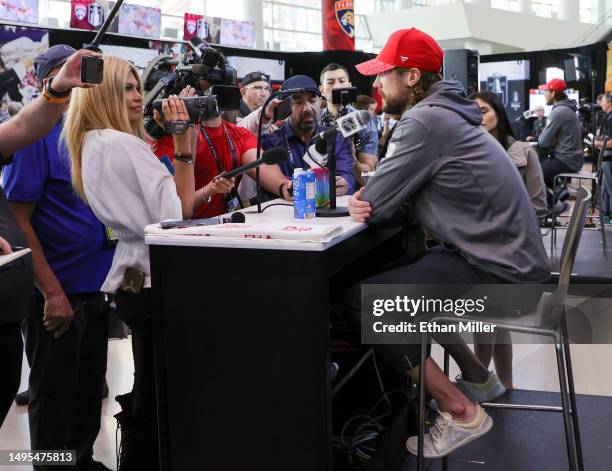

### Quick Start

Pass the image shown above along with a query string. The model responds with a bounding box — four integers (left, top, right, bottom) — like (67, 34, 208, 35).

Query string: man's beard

(295, 117, 316, 133)
(382, 85, 414, 115)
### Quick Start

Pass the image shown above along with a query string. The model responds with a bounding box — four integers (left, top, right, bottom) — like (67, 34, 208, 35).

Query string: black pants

(540, 157, 574, 206)
(113, 289, 157, 429)
(26, 293, 109, 471)
(0, 321, 23, 426)
(344, 250, 498, 372)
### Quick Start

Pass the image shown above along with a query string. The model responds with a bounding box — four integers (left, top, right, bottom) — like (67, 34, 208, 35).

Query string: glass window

(491, 0, 520, 12)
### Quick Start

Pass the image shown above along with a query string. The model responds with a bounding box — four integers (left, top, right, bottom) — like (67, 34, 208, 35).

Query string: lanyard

(200, 124, 238, 174)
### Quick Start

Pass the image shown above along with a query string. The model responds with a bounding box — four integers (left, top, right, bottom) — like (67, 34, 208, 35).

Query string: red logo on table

(334, 0, 355, 38)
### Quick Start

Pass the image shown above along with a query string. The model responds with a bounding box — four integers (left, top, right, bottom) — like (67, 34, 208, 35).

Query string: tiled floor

(1, 337, 611, 470)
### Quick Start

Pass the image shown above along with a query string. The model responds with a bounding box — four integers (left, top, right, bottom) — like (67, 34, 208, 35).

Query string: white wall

(366, 2, 597, 54)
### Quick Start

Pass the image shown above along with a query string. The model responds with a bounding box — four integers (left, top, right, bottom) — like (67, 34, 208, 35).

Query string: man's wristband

(45, 77, 71, 98)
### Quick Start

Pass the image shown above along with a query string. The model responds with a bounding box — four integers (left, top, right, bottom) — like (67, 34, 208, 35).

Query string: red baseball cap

(538, 78, 567, 92)
(356, 28, 444, 76)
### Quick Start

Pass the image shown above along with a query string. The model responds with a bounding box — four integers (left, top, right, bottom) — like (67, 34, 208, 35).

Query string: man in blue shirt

(1, 45, 114, 471)
(319, 63, 379, 184)
(256, 75, 355, 199)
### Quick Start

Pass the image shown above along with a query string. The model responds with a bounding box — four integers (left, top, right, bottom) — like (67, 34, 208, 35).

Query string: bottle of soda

(292, 168, 316, 219)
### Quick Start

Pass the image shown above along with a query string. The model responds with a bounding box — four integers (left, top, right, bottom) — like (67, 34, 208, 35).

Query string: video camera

(142, 38, 241, 130)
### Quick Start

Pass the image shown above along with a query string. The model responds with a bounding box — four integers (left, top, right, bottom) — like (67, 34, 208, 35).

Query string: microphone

(313, 110, 371, 142)
(216, 147, 288, 180)
(160, 211, 245, 229)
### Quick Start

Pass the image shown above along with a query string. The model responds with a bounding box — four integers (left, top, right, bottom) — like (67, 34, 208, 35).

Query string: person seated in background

(472, 91, 547, 221)
(253, 75, 355, 201)
(237, 71, 272, 121)
(63, 56, 198, 470)
(537, 78, 583, 212)
(346, 28, 550, 459)
(319, 63, 379, 178)
(468, 91, 547, 392)
(1, 44, 115, 471)
(595, 92, 612, 224)
(526, 105, 546, 142)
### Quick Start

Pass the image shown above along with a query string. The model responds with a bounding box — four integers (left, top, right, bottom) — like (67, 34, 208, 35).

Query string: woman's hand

(0, 236, 12, 255)
(207, 176, 236, 196)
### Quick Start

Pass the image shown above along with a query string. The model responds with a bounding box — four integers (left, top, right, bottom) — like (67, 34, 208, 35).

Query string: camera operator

(0, 48, 100, 430)
(154, 72, 262, 217)
(237, 71, 271, 120)
(537, 78, 583, 209)
(595, 92, 612, 224)
(319, 63, 379, 177)
(63, 55, 197, 470)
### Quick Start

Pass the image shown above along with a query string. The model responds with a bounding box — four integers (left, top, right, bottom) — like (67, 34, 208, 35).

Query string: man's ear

(319, 84, 324, 95)
(404, 68, 421, 87)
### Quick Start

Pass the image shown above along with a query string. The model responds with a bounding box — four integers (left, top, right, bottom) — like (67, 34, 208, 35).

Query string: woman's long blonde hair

(62, 55, 148, 202)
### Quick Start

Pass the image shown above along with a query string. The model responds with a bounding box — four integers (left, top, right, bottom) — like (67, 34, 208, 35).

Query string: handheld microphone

(160, 211, 245, 229)
(216, 147, 288, 180)
(313, 110, 371, 142)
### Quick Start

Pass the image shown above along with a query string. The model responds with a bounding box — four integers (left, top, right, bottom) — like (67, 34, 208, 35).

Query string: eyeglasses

(245, 85, 271, 92)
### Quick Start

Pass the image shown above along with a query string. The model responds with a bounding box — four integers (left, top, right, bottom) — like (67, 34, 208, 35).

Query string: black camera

(142, 39, 240, 134)
(151, 85, 241, 122)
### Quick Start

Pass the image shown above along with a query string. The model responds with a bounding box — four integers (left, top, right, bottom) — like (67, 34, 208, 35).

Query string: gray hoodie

(362, 81, 550, 283)
(538, 99, 583, 171)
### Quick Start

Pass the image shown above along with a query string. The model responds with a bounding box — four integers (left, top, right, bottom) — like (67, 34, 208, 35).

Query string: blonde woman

(63, 55, 196, 470)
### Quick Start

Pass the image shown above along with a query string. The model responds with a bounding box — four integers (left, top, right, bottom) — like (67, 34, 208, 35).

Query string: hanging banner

(70, 0, 105, 30)
(220, 19, 254, 48)
(0, 0, 39, 24)
(118, 4, 161, 39)
(183, 13, 221, 44)
(322, 0, 355, 51)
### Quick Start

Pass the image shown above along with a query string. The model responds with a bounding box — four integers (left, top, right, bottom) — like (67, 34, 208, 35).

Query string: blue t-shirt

(261, 120, 356, 194)
(1, 123, 114, 295)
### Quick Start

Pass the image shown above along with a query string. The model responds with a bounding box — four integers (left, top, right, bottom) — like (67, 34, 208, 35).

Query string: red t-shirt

(154, 121, 257, 218)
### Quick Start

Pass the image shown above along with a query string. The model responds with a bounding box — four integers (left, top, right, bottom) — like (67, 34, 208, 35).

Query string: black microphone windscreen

(230, 212, 246, 223)
(315, 139, 328, 155)
(262, 147, 289, 165)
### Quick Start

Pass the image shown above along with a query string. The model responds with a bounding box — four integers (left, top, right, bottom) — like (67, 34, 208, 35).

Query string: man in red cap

(345, 28, 550, 459)
(537, 78, 583, 210)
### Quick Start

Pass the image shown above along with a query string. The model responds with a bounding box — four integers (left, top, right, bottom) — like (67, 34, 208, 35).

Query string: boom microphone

(216, 147, 288, 180)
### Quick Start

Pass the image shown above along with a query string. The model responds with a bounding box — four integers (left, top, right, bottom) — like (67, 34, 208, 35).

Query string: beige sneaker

(406, 404, 493, 458)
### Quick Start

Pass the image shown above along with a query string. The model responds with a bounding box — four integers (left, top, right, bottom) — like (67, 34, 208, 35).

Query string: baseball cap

(34, 44, 77, 82)
(242, 71, 271, 86)
(356, 28, 444, 76)
(538, 78, 567, 92)
(280, 75, 321, 96)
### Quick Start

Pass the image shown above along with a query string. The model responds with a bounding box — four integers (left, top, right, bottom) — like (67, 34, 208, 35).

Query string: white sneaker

(406, 405, 493, 459)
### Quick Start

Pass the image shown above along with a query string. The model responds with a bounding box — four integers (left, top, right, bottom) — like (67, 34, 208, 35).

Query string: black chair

(415, 186, 592, 471)
(551, 140, 607, 254)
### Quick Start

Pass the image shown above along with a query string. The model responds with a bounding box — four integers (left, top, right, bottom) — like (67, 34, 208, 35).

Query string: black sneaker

(14, 390, 29, 406)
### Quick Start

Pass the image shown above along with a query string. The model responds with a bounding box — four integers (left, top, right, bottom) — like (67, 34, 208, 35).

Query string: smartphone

(273, 95, 292, 122)
(120, 267, 144, 294)
(331, 87, 357, 106)
(81, 56, 104, 84)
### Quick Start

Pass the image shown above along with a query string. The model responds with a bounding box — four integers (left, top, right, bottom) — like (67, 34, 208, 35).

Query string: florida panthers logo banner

(183, 12, 203, 41)
(70, 0, 104, 30)
(323, 0, 355, 51)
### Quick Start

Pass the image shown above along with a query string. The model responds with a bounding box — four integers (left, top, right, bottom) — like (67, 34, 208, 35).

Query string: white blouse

(82, 129, 182, 293)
